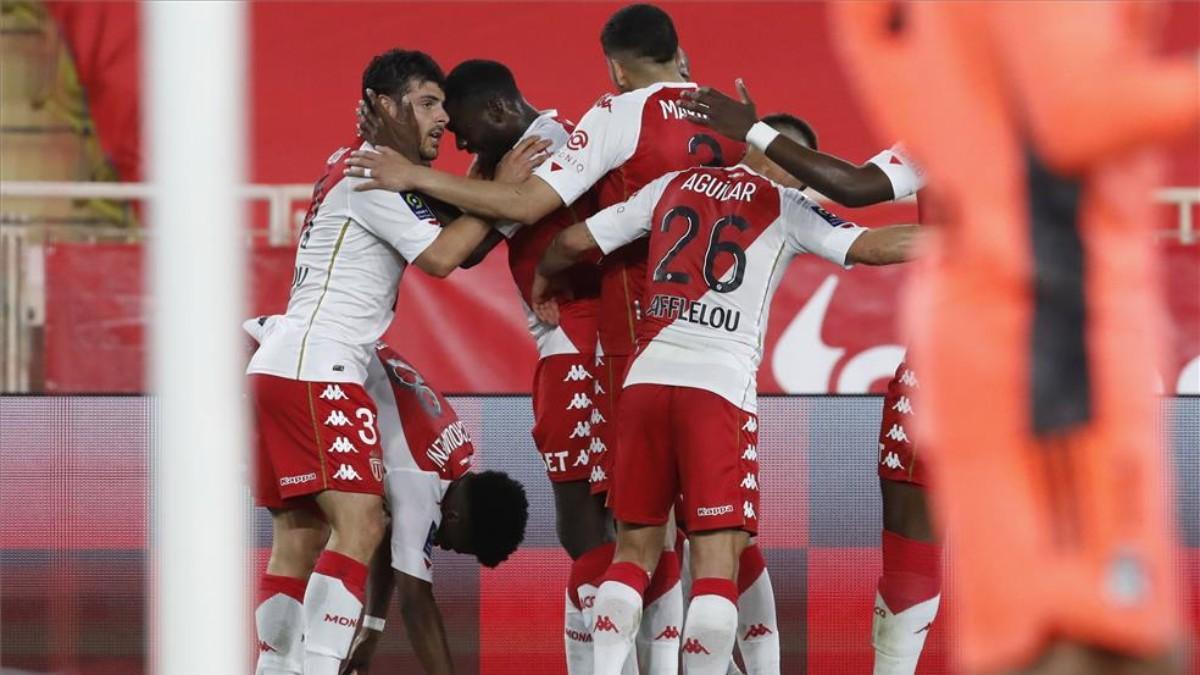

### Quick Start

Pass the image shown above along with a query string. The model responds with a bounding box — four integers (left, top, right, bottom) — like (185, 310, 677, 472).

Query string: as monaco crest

(369, 456, 384, 482)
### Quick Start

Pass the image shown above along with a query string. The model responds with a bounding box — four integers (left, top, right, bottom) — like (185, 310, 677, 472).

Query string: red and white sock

(682, 578, 739, 675)
(637, 550, 682, 674)
(255, 573, 308, 675)
(565, 590, 595, 675)
(591, 561, 650, 675)
(872, 530, 942, 675)
(569, 542, 616, 634)
(736, 545, 779, 675)
(302, 551, 368, 675)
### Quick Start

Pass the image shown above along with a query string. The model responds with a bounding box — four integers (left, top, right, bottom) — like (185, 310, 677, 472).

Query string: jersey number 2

(652, 206, 748, 294)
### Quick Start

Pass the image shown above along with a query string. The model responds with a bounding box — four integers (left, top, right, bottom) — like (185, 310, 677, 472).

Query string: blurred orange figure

(831, 2, 1199, 674)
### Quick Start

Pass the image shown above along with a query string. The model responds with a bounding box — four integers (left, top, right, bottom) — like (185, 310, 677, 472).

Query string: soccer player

(247, 49, 518, 675)
(344, 5, 744, 669)
(680, 85, 937, 675)
(435, 58, 615, 673)
(831, 2, 1200, 674)
(536, 116, 918, 675)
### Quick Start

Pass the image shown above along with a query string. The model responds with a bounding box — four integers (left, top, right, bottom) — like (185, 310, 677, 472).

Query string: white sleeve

(778, 187, 868, 268)
(348, 185, 442, 263)
(532, 96, 641, 207)
(385, 469, 444, 583)
(866, 144, 926, 200)
(584, 173, 673, 255)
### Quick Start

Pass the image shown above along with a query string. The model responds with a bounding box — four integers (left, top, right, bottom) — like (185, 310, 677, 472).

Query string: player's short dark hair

(600, 4, 678, 63)
(362, 49, 445, 102)
(466, 470, 528, 568)
(444, 59, 522, 108)
(762, 113, 818, 150)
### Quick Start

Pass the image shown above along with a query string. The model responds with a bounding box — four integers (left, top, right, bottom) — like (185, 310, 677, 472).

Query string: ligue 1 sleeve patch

(809, 202, 848, 227)
(402, 192, 439, 225)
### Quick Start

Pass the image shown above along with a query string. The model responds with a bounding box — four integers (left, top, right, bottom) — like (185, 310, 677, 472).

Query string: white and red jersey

(501, 111, 601, 358)
(533, 82, 745, 357)
(867, 143, 926, 200)
(248, 141, 443, 385)
(585, 164, 867, 413)
(363, 342, 474, 583)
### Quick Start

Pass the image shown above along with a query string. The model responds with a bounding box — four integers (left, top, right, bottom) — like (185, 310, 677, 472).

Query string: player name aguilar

(646, 294, 741, 332)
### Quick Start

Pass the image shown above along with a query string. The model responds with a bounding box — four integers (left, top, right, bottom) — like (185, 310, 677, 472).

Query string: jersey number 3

(652, 205, 748, 294)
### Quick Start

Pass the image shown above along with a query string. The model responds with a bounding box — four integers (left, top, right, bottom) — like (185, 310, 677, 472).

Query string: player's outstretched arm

(845, 224, 920, 266)
(538, 222, 599, 278)
(345, 141, 562, 225)
(680, 83, 896, 207)
(395, 572, 456, 675)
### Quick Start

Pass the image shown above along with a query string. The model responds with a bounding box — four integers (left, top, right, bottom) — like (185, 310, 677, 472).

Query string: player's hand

(494, 136, 552, 184)
(345, 145, 416, 192)
(341, 627, 383, 675)
(358, 89, 420, 156)
(679, 78, 758, 142)
(530, 271, 568, 326)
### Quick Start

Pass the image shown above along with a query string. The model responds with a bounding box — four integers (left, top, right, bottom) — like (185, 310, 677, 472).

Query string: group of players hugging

(250, 4, 957, 675)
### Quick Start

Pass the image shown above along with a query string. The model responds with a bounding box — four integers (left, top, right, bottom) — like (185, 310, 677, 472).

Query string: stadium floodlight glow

(144, 1, 248, 672)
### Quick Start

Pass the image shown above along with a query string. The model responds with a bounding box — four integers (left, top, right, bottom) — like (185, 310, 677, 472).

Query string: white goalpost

(144, 1, 249, 671)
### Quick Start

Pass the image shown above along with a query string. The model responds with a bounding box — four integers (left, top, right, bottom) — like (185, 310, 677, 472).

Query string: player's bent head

(457, 470, 529, 568)
(444, 59, 527, 161)
(750, 112, 819, 190)
(761, 112, 818, 151)
(601, 3, 680, 87)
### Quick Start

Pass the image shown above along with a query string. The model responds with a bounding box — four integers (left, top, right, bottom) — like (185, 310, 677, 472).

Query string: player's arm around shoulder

(395, 571, 456, 675)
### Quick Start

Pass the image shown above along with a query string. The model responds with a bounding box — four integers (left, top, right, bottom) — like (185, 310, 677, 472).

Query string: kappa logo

(563, 364, 592, 382)
(594, 380, 606, 395)
(279, 472, 317, 487)
(332, 464, 362, 481)
(569, 421, 592, 439)
(593, 615, 619, 633)
(741, 444, 758, 461)
(654, 625, 680, 641)
(740, 473, 759, 491)
(573, 450, 590, 467)
(590, 408, 607, 425)
(566, 393, 593, 410)
(743, 417, 758, 433)
(588, 437, 607, 454)
(682, 638, 710, 655)
(899, 369, 919, 388)
(743, 624, 774, 640)
(319, 384, 349, 401)
(696, 504, 734, 517)
(743, 501, 757, 520)
(325, 410, 351, 427)
(593, 354, 605, 367)
(892, 395, 914, 415)
(880, 451, 905, 470)
(589, 465, 607, 484)
(328, 437, 358, 454)
(885, 424, 910, 444)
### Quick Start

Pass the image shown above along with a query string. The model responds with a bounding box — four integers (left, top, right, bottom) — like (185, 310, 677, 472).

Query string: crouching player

(248, 317, 528, 675)
(536, 117, 918, 675)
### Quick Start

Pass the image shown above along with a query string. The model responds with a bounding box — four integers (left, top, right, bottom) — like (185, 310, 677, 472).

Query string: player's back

(613, 164, 862, 413)
(248, 142, 443, 385)
(537, 82, 745, 356)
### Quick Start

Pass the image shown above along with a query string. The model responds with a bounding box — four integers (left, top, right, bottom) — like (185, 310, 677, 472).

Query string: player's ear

(607, 58, 629, 90)
(375, 94, 399, 119)
(486, 98, 510, 125)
